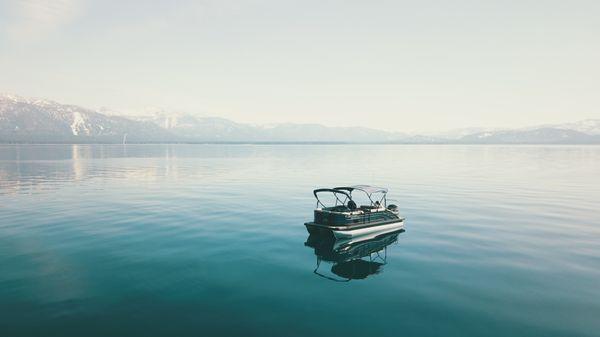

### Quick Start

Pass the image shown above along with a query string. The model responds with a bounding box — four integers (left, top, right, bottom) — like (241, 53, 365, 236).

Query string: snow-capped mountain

(134, 112, 600, 143)
(455, 120, 600, 144)
(458, 127, 597, 144)
(0, 93, 598, 143)
(546, 119, 600, 135)
(428, 127, 505, 140)
(133, 111, 409, 142)
(0, 94, 171, 142)
(133, 111, 258, 141)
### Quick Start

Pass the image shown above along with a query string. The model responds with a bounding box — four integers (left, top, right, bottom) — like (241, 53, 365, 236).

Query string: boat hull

(332, 220, 404, 239)
(305, 219, 405, 239)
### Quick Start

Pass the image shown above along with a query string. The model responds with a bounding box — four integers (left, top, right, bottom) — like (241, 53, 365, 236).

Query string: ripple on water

(1, 144, 599, 337)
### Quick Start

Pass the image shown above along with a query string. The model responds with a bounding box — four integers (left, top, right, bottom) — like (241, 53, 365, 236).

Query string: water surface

(1, 144, 599, 336)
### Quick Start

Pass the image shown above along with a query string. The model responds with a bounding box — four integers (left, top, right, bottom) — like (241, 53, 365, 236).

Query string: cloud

(6, 0, 84, 40)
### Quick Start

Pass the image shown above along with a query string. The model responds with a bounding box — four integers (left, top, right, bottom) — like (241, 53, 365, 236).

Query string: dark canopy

(312, 185, 388, 208)
(333, 185, 388, 196)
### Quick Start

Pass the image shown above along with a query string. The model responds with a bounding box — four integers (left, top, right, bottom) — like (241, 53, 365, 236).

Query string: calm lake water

(1, 144, 599, 337)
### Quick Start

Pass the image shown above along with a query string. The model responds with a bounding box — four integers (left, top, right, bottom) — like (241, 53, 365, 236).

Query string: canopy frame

(313, 188, 352, 209)
(333, 185, 388, 208)
(312, 185, 388, 208)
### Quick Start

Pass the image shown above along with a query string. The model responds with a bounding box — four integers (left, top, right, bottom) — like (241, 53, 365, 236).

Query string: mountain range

(1, 94, 599, 144)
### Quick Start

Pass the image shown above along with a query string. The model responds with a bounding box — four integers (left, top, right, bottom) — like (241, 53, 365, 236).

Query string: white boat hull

(332, 220, 405, 239)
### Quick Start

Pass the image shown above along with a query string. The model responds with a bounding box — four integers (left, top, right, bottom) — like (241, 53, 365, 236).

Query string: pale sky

(0, 0, 598, 132)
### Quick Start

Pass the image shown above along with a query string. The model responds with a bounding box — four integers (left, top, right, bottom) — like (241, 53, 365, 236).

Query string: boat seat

(329, 205, 350, 212)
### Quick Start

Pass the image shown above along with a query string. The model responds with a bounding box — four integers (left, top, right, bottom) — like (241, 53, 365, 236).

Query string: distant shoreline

(2, 142, 600, 145)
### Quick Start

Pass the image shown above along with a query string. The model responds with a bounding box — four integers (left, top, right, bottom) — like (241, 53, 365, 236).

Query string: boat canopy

(313, 188, 352, 208)
(313, 188, 352, 200)
(334, 185, 388, 196)
(312, 185, 388, 208)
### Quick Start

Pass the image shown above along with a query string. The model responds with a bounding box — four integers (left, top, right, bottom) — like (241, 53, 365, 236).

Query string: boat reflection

(304, 229, 404, 282)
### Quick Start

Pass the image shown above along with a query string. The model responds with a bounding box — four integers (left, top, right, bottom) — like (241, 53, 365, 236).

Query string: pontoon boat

(304, 185, 405, 239)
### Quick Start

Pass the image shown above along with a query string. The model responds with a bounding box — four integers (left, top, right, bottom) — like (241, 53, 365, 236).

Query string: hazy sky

(0, 0, 598, 132)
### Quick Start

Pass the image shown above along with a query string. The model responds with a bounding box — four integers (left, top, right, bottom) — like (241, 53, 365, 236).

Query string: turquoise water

(1, 144, 599, 337)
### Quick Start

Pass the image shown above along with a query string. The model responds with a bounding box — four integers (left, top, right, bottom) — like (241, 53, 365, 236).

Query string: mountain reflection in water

(305, 230, 404, 282)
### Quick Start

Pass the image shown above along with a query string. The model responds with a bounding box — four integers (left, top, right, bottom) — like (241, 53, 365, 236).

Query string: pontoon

(304, 185, 405, 239)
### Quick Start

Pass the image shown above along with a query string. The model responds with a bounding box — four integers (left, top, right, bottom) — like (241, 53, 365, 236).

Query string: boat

(304, 185, 405, 239)
(304, 229, 404, 281)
